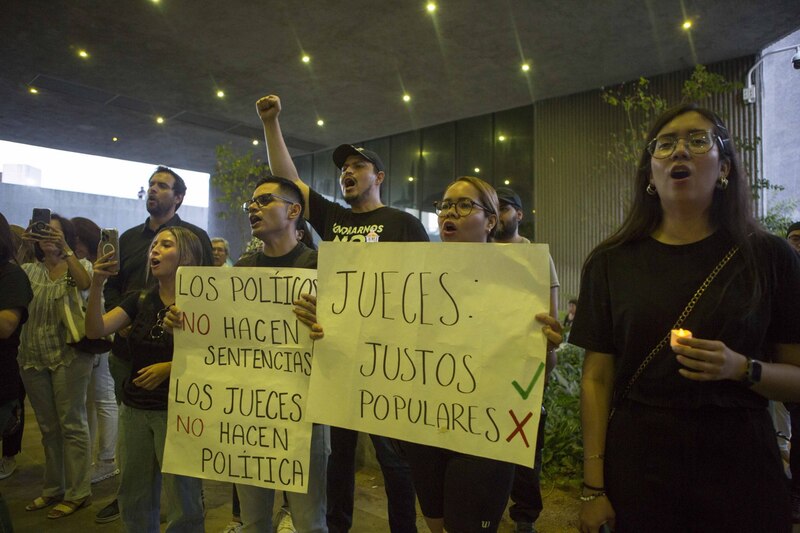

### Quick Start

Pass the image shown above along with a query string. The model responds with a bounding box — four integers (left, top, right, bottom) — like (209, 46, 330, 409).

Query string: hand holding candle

(671, 328, 692, 350)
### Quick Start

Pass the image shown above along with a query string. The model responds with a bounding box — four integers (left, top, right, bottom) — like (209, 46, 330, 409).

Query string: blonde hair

(153, 227, 203, 267)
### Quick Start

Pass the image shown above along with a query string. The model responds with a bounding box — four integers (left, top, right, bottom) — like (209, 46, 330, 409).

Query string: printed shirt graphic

(308, 189, 429, 243)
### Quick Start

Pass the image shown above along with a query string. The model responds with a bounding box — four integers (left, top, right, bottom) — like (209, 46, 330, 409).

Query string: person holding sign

(257, 94, 424, 533)
(571, 104, 800, 532)
(400, 176, 562, 533)
(85, 227, 205, 532)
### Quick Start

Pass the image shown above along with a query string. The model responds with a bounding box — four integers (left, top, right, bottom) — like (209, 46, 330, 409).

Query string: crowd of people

(0, 97, 798, 533)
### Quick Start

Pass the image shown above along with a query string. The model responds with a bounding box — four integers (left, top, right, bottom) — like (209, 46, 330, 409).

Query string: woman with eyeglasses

(400, 176, 562, 533)
(571, 104, 800, 533)
(85, 226, 205, 532)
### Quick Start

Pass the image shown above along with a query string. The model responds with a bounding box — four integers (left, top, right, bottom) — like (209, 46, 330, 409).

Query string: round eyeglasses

(433, 198, 492, 218)
(647, 131, 719, 159)
(241, 193, 296, 213)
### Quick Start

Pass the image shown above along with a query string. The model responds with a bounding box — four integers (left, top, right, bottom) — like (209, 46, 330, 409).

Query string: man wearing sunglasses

(95, 165, 213, 524)
(257, 95, 426, 533)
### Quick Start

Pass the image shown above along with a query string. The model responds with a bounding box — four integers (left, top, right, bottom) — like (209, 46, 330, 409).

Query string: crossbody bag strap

(609, 244, 740, 420)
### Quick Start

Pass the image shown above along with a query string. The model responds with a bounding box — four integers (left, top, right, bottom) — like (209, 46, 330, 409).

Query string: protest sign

(306, 242, 550, 467)
(162, 266, 317, 492)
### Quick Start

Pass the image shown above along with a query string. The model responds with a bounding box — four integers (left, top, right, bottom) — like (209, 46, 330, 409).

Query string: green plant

(211, 144, 267, 245)
(542, 343, 584, 482)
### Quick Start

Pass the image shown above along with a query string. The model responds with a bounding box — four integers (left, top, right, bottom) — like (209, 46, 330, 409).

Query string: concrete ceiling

(1, 1, 798, 173)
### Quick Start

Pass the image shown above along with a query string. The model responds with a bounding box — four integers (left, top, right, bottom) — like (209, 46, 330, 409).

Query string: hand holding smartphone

(30, 207, 51, 236)
(99, 228, 120, 272)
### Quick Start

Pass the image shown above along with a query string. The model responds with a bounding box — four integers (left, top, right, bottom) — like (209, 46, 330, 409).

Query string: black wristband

(582, 482, 605, 491)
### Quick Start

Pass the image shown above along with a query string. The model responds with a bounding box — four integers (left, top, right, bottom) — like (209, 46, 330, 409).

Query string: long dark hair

(0, 213, 15, 263)
(72, 217, 101, 262)
(34, 213, 78, 262)
(585, 103, 767, 310)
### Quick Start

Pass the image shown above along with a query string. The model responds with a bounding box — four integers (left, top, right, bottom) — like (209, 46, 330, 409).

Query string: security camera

(793, 49, 800, 70)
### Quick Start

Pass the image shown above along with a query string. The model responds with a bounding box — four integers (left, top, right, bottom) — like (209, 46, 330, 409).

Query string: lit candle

(670, 328, 692, 349)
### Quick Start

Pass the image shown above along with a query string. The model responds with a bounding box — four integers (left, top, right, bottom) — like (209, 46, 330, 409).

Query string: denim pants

(87, 353, 118, 462)
(117, 404, 204, 533)
(238, 424, 331, 532)
(0, 400, 18, 533)
(327, 428, 417, 533)
(20, 354, 93, 501)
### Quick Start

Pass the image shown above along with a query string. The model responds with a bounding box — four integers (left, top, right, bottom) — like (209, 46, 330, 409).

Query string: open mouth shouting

(341, 177, 357, 194)
(669, 165, 691, 181)
(249, 213, 262, 228)
(440, 219, 458, 239)
(150, 256, 162, 271)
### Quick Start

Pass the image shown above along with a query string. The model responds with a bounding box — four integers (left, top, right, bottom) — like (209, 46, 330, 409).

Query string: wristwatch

(741, 359, 762, 387)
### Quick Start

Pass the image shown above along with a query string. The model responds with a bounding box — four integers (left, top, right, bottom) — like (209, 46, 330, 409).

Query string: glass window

(420, 123, 455, 214)
(389, 130, 421, 210)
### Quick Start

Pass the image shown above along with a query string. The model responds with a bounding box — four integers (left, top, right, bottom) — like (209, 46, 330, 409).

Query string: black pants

(508, 406, 547, 524)
(788, 403, 800, 494)
(606, 401, 791, 533)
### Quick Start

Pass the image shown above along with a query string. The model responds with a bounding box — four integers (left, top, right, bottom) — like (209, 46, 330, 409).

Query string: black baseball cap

(495, 186, 522, 209)
(787, 221, 800, 237)
(332, 144, 385, 173)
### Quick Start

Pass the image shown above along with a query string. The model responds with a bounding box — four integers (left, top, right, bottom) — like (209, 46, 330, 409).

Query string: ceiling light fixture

(302, 55, 310, 63)
(497, 135, 506, 142)
(682, 20, 692, 30)
(408, 176, 415, 182)
(317, 119, 324, 126)
(156, 116, 165, 124)
(216, 90, 225, 98)
(112, 137, 119, 142)
(402, 94, 411, 102)
(504, 179, 511, 185)
(473, 167, 480, 173)
(78, 49, 90, 59)
(743, 44, 800, 103)
(28, 87, 39, 94)
(252, 139, 259, 146)
(521, 63, 531, 72)
(426, 2, 437, 13)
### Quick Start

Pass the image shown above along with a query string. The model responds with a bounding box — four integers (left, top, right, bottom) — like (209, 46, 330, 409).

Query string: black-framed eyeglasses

(433, 198, 493, 218)
(241, 193, 296, 213)
(149, 307, 170, 340)
(788, 235, 800, 245)
(647, 131, 718, 159)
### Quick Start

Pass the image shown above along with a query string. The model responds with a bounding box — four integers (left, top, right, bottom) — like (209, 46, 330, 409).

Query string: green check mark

(511, 362, 545, 400)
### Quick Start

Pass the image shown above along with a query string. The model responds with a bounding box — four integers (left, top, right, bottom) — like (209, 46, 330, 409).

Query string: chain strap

(610, 245, 739, 420)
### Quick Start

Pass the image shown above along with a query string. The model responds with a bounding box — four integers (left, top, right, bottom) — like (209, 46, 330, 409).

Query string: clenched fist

(256, 94, 281, 122)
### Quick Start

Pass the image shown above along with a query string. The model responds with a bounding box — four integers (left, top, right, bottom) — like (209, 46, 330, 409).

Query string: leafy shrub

(542, 343, 584, 482)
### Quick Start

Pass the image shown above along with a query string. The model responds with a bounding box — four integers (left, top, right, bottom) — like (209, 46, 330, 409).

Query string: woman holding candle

(571, 104, 800, 532)
(399, 176, 562, 533)
(85, 226, 205, 532)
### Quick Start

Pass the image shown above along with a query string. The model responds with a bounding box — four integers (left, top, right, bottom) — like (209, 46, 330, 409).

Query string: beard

(494, 218, 517, 240)
(147, 197, 172, 218)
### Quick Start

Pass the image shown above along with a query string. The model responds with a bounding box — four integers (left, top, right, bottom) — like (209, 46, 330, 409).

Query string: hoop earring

(646, 183, 657, 196)
(716, 176, 729, 190)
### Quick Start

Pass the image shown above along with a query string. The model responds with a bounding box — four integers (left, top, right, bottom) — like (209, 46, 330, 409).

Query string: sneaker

(91, 461, 120, 484)
(274, 508, 296, 533)
(221, 521, 242, 533)
(0, 457, 16, 480)
(515, 522, 536, 533)
(95, 499, 120, 524)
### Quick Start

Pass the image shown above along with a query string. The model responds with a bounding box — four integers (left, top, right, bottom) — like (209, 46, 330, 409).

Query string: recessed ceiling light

(28, 87, 39, 94)
(504, 179, 511, 185)
(402, 94, 411, 102)
(112, 136, 119, 142)
(302, 55, 310, 63)
(498, 135, 506, 142)
(156, 116, 165, 124)
(408, 176, 415, 182)
(521, 63, 531, 72)
(682, 20, 692, 30)
(317, 119, 324, 126)
(77, 49, 90, 59)
(151, 0, 160, 3)
(426, 2, 437, 13)
(216, 90, 225, 98)
(473, 167, 480, 173)
(252, 139, 259, 146)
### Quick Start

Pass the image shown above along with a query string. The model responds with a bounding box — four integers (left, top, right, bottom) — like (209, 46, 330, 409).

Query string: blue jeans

(20, 355, 93, 501)
(117, 405, 204, 533)
(327, 428, 417, 533)
(237, 424, 330, 532)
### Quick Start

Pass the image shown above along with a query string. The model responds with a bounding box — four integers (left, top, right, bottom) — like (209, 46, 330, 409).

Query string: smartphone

(100, 228, 120, 269)
(30, 208, 51, 235)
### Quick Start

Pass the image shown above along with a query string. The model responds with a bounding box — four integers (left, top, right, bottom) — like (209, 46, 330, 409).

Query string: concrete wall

(0, 182, 208, 233)
(762, 27, 800, 222)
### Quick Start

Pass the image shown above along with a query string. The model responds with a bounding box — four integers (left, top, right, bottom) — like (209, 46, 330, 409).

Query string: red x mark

(505, 410, 533, 447)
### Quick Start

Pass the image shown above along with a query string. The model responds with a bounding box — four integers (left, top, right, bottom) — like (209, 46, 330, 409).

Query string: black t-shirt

(105, 214, 214, 361)
(308, 188, 429, 243)
(0, 262, 33, 403)
(119, 289, 175, 410)
(570, 231, 800, 409)
(235, 242, 317, 269)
